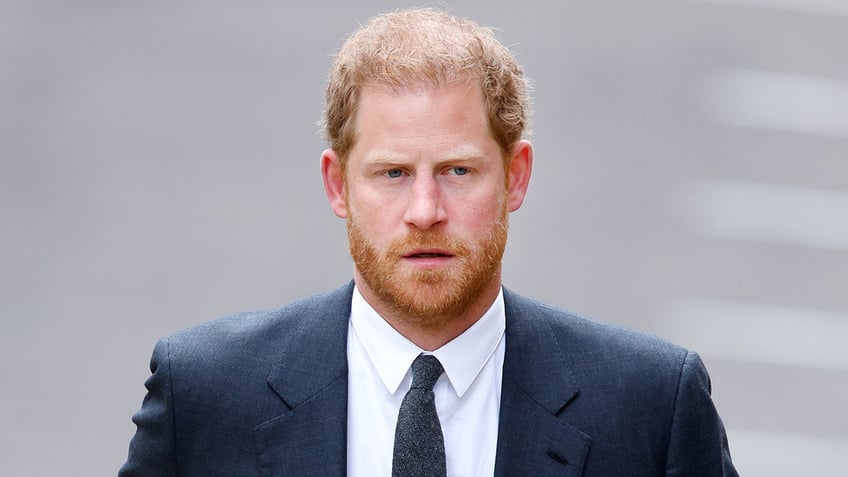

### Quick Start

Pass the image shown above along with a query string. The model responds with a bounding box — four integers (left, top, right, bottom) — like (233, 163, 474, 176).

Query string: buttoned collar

(350, 285, 505, 398)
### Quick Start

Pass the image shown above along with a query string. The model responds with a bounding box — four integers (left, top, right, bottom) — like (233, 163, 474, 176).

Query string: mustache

(389, 230, 470, 257)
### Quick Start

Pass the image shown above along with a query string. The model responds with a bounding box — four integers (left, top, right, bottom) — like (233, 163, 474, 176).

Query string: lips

(403, 249, 454, 259)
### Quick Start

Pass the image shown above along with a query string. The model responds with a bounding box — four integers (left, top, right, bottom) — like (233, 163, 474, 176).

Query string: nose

(403, 174, 447, 230)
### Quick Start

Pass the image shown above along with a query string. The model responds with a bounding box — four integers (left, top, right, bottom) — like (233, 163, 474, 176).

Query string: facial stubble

(347, 202, 508, 328)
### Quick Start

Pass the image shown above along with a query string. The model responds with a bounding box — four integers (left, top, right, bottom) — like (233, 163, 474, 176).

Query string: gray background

(2, 0, 847, 475)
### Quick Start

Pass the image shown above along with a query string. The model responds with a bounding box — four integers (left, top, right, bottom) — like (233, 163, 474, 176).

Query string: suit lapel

(494, 289, 592, 476)
(250, 284, 592, 475)
(254, 284, 354, 477)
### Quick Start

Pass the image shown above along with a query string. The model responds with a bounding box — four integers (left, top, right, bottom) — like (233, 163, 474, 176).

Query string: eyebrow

(364, 145, 487, 165)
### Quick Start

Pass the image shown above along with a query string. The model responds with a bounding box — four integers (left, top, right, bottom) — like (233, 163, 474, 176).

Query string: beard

(347, 205, 508, 327)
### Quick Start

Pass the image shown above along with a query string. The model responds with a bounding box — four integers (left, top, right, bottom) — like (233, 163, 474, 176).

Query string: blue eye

(385, 169, 404, 178)
(452, 167, 468, 176)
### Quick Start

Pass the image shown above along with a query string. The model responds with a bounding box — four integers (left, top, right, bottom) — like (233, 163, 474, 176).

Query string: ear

(506, 140, 533, 212)
(321, 148, 348, 218)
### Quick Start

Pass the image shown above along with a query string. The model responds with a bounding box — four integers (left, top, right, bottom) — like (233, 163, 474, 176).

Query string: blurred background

(2, 0, 846, 475)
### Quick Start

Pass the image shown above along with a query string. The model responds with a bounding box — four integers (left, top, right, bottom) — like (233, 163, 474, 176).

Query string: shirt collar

(350, 286, 505, 398)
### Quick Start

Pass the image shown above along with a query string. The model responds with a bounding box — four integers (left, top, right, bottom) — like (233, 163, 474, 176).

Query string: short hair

(323, 7, 531, 166)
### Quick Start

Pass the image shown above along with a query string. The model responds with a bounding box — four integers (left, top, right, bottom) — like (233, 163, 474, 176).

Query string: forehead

(357, 80, 484, 118)
(350, 82, 495, 159)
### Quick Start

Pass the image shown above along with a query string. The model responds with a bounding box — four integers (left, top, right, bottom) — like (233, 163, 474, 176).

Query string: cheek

(348, 196, 402, 239)
(451, 192, 507, 231)
(345, 186, 375, 220)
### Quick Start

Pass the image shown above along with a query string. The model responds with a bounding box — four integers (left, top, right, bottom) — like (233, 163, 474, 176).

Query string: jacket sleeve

(118, 338, 178, 477)
(665, 351, 738, 476)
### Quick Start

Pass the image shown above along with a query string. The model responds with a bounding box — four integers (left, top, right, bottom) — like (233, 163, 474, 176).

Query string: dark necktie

(392, 354, 446, 477)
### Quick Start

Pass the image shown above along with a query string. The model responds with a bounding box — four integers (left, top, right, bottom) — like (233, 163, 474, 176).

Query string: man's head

(322, 7, 531, 167)
(320, 8, 533, 348)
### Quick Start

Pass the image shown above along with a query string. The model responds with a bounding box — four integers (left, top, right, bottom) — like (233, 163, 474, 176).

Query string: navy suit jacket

(120, 283, 737, 476)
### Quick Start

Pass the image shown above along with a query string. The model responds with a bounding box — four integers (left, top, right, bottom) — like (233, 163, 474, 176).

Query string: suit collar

(264, 282, 353, 406)
(254, 284, 592, 476)
(257, 283, 354, 477)
(495, 288, 591, 476)
(500, 288, 579, 413)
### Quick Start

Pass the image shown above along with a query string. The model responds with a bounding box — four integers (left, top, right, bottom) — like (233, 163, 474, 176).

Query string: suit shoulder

(162, 283, 353, 363)
(504, 289, 689, 370)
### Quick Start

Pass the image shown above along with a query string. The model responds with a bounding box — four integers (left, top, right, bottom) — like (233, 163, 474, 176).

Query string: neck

(354, 271, 502, 351)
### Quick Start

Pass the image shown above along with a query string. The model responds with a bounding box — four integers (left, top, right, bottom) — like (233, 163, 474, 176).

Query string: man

(120, 8, 737, 476)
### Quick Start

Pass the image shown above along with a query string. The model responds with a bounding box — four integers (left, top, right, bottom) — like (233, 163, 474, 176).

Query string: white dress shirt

(346, 286, 506, 477)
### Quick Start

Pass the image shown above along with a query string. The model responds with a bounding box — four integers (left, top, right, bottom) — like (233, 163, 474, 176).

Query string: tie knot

(410, 354, 443, 390)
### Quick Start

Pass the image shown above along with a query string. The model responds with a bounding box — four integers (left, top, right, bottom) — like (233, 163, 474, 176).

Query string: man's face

(323, 81, 531, 327)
